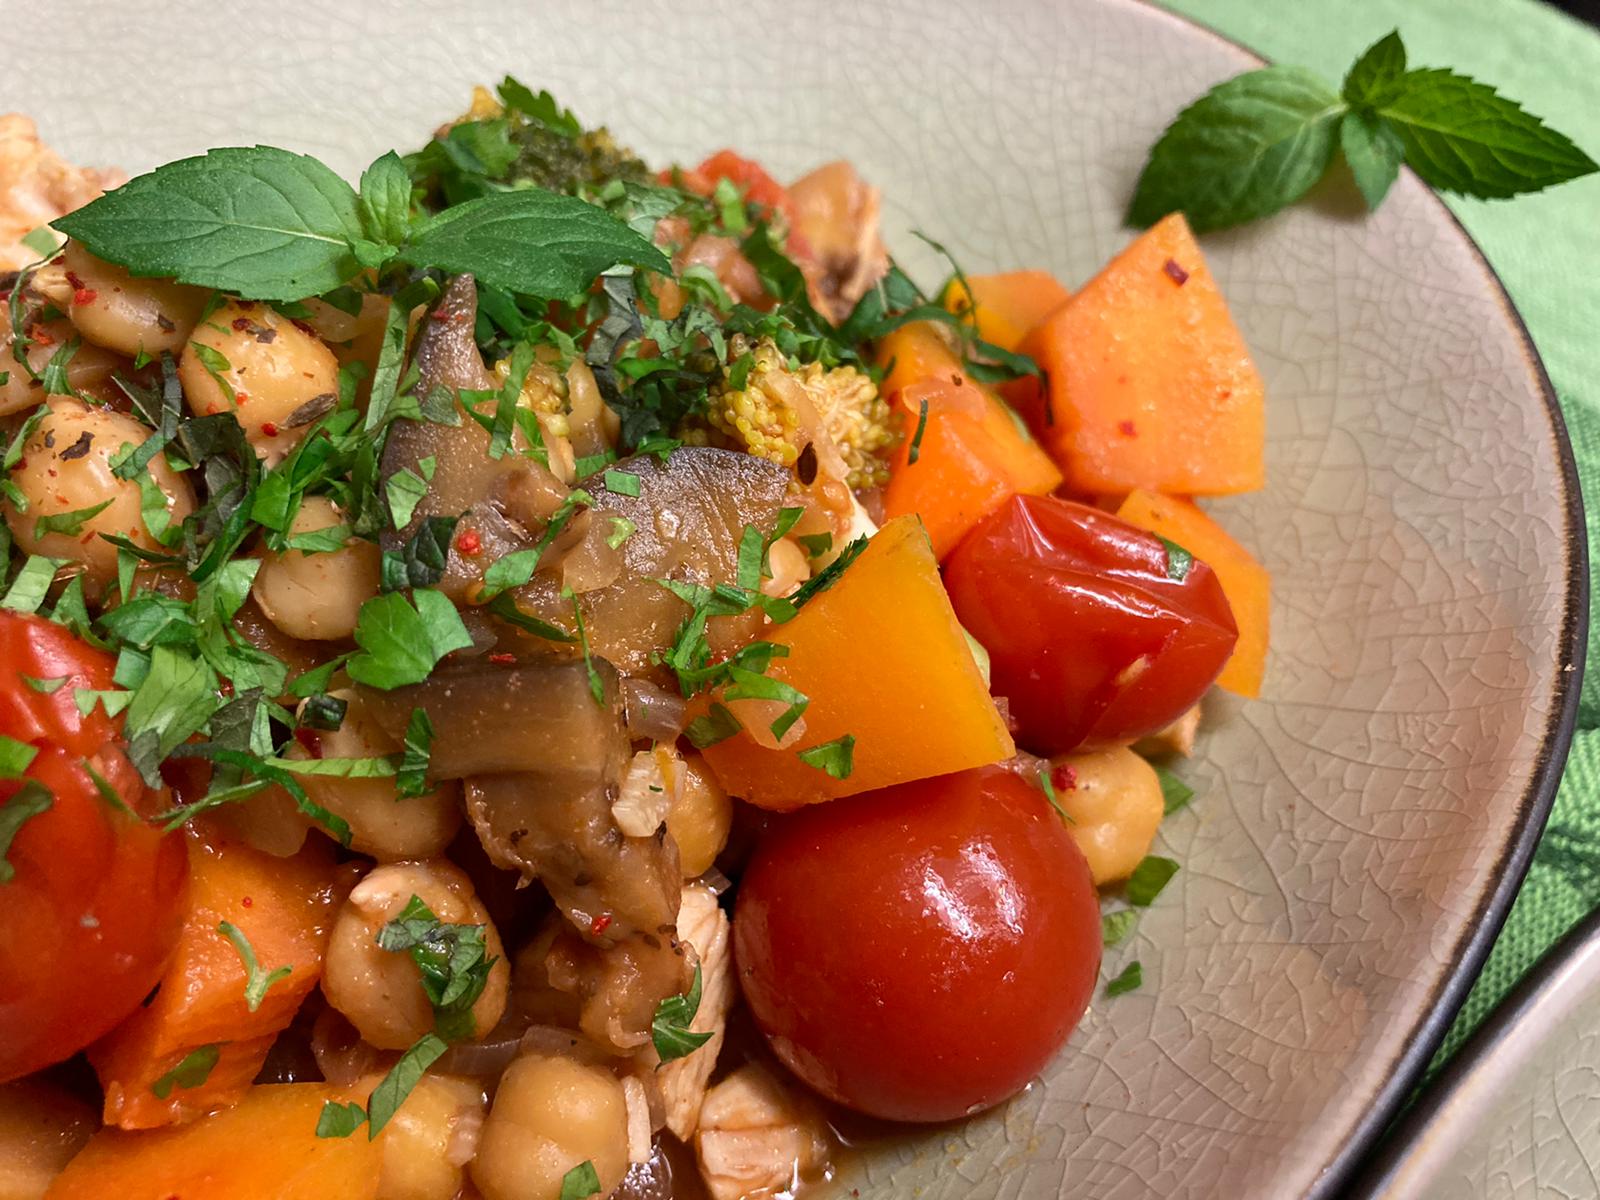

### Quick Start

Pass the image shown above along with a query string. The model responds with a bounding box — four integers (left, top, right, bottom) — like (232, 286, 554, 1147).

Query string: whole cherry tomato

(733, 767, 1100, 1123)
(0, 612, 189, 1083)
(944, 495, 1237, 755)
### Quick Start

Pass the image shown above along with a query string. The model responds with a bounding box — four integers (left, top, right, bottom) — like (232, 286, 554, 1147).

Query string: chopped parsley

(217, 920, 293, 1013)
(1126, 856, 1180, 907)
(375, 893, 498, 1041)
(149, 1044, 221, 1099)
(1158, 536, 1193, 581)
(560, 1162, 603, 1200)
(1105, 960, 1143, 997)
(0, 779, 52, 883)
(796, 734, 855, 780)
(1101, 910, 1139, 947)
(1156, 764, 1195, 815)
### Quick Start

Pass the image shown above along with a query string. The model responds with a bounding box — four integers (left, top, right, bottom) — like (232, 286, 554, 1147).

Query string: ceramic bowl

(11, 0, 1584, 1195)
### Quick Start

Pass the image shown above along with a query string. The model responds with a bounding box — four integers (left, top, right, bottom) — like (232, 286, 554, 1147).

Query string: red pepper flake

(1117, 419, 1137, 438)
(488, 652, 516, 665)
(72, 288, 98, 306)
(32, 329, 54, 347)
(590, 914, 613, 936)
(232, 317, 254, 331)
(455, 528, 482, 557)
(241, 896, 253, 908)
(1162, 258, 1189, 286)
(235, 391, 249, 406)
(294, 727, 324, 758)
(260, 421, 279, 438)
(1052, 764, 1079, 791)
(429, 308, 450, 322)
(65, 271, 85, 290)
(218, 679, 235, 698)
(290, 319, 317, 337)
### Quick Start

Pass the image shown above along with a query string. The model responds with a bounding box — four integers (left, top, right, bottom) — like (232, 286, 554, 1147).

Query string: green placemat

(1159, 0, 1600, 1068)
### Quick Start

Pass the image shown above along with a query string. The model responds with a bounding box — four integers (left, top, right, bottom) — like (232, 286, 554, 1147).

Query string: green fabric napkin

(1161, 0, 1600, 1066)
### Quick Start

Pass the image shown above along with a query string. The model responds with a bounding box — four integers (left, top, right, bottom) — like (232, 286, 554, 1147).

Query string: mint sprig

(54, 144, 670, 303)
(1130, 30, 1597, 233)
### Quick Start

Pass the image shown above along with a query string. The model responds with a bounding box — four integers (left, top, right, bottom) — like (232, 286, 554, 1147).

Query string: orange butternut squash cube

(46, 1084, 380, 1200)
(942, 270, 1071, 353)
(1116, 489, 1270, 697)
(90, 828, 341, 1129)
(700, 515, 1014, 809)
(1022, 212, 1265, 495)
(876, 322, 1060, 559)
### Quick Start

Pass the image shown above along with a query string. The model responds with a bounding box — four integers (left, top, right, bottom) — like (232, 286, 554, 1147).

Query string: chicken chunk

(0, 114, 123, 271)
(658, 883, 735, 1139)
(788, 160, 889, 321)
(695, 1064, 832, 1200)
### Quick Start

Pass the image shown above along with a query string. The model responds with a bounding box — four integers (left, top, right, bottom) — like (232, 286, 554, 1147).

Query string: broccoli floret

(685, 338, 898, 488)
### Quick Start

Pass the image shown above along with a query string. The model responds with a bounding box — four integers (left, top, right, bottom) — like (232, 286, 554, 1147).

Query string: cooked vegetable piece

(944, 495, 1237, 754)
(1018, 212, 1265, 494)
(0, 613, 188, 1085)
(1116, 489, 1270, 696)
(873, 323, 1060, 559)
(698, 516, 1014, 808)
(941, 269, 1071, 353)
(89, 827, 340, 1128)
(43, 1084, 381, 1200)
(734, 766, 1100, 1121)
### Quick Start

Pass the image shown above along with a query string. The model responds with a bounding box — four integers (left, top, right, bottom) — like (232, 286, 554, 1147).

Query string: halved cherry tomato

(680, 149, 799, 225)
(0, 612, 188, 1083)
(733, 766, 1100, 1123)
(944, 494, 1237, 754)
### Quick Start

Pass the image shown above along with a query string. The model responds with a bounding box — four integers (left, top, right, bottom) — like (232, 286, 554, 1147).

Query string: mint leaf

(400, 188, 670, 298)
(316, 1099, 368, 1139)
(366, 1033, 448, 1138)
(1127, 855, 1180, 907)
(1102, 909, 1139, 948)
(797, 734, 855, 780)
(1373, 68, 1599, 199)
(357, 151, 413, 249)
(347, 588, 474, 690)
(1342, 30, 1407, 109)
(149, 1044, 220, 1099)
(1340, 111, 1406, 209)
(0, 735, 38, 779)
(1129, 66, 1345, 232)
(54, 146, 364, 301)
(560, 1162, 602, 1200)
(653, 966, 714, 1062)
(1106, 960, 1143, 997)
(0, 779, 52, 883)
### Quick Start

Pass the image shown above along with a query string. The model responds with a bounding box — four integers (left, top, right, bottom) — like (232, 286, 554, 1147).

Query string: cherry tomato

(684, 150, 799, 225)
(944, 495, 1237, 755)
(733, 766, 1100, 1123)
(0, 612, 188, 1083)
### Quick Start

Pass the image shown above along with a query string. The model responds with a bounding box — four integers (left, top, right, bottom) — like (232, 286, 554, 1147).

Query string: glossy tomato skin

(0, 612, 189, 1083)
(734, 767, 1100, 1123)
(944, 495, 1237, 755)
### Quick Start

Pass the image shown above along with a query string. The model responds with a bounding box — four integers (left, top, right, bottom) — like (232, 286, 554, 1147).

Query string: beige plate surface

(5, 0, 1585, 1195)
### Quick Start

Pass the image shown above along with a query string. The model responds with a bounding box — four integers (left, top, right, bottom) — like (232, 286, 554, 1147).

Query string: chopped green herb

(83, 759, 136, 816)
(1037, 766, 1072, 824)
(1105, 960, 1143, 997)
(1101, 909, 1139, 948)
(0, 736, 37, 779)
(1156, 764, 1195, 816)
(316, 1100, 368, 1139)
(347, 589, 474, 690)
(685, 702, 741, 749)
(907, 397, 930, 465)
(386, 456, 437, 530)
(149, 1045, 221, 1099)
(485, 593, 576, 643)
(34, 498, 114, 539)
(796, 531, 833, 558)
(365, 1033, 448, 1138)
(652, 966, 714, 1062)
(570, 593, 605, 707)
(1127, 855, 1180, 907)
(722, 666, 808, 740)
(396, 709, 435, 799)
(21, 674, 69, 694)
(797, 734, 855, 780)
(217, 920, 293, 1013)
(560, 1161, 603, 1200)
(479, 489, 592, 598)
(605, 516, 636, 549)
(603, 469, 641, 497)
(1158, 537, 1192, 582)
(788, 536, 867, 608)
(0, 779, 53, 883)
(20, 226, 58, 258)
(376, 893, 497, 1040)
(1, 556, 62, 614)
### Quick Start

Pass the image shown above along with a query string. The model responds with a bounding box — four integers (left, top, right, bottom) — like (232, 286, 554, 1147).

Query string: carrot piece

(1021, 212, 1265, 495)
(44, 1084, 380, 1200)
(1116, 490, 1270, 697)
(942, 270, 1071, 353)
(876, 322, 1061, 559)
(89, 827, 341, 1129)
(698, 515, 1014, 810)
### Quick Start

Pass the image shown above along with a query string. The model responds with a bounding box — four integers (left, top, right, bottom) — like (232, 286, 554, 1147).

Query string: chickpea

(179, 299, 338, 461)
(471, 1054, 630, 1200)
(285, 691, 461, 861)
(1051, 745, 1165, 886)
(3, 397, 194, 586)
(251, 496, 379, 640)
(0, 319, 125, 416)
(666, 754, 733, 878)
(0, 1076, 97, 1199)
(303, 292, 392, 377)
(358, 1072, 486, 1200)
(323, 860, 510, 1051)
(61, 240, 204, 357)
